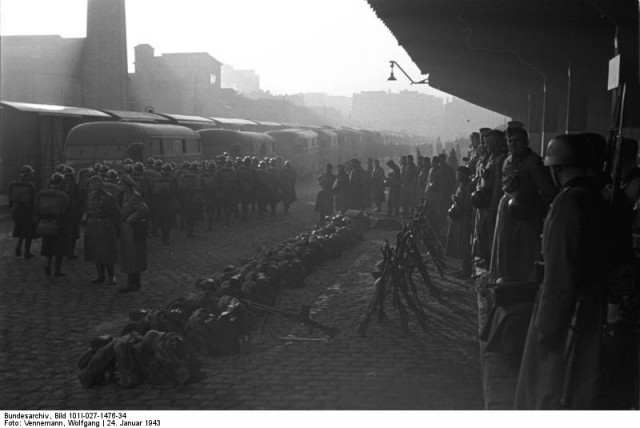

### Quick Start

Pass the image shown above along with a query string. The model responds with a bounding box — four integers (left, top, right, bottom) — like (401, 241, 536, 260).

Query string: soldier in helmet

(116, 175, 149, 292)
(254, 161, 269, 218)
(216, 159, 239, 226)
(235, 157, 257, 222)
(265, 158, 281, 216)
(77, 164, 96, 221)
(34, 173, 71, 276)
(250, 156, 260, 213)
(150, 163, 178, 244)
(515, 133, 614, 409)
(99, 164, 109, 179)
(61, 165, 82, 259)
(445, 166, 475, 278)
(122, 158, 134, 175)
(490, 126, 557, 282)
(178, 162, 204, 237)
(8, 165, 38, 258)
(131, 161, 151, 202)
(103, 169, 121, 205)
(85, 175, 120, 285)
(280, 160, 297, 214)
(472, 129, 507, 269)
(201, 161, 219, 230)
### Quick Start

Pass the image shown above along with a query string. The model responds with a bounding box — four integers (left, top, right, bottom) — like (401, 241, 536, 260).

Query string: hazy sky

(0, 0, 447, 98)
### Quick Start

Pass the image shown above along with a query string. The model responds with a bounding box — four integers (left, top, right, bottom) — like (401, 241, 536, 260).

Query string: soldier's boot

(24, 238, 34, 259)
(53, 255, 65, 277)
(68, 240, 78, 259)
(105, 264, 116, 285)
(15, 238, 23, 257)
(92, 263, 106, 284)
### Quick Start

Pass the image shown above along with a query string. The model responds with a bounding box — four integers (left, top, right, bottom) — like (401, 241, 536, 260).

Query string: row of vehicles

(62, 113, 417, 178)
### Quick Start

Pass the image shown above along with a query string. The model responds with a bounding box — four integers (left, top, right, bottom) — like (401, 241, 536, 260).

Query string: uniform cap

(20, 165, 35, 175)
(106, 169, 119, 180)
(123, 158, 134, 165)
(133, 162, 145, 172)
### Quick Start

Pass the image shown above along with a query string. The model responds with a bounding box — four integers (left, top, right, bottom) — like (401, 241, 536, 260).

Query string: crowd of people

(314, 151, 460, 221)
(7, 155, 299, 292)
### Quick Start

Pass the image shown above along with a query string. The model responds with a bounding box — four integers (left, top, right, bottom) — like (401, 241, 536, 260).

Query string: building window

(210, 74, 217, 85)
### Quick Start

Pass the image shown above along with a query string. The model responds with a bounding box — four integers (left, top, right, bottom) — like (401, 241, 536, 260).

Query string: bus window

(127, 144, 144, 162)
(185, 139, 199, 154)
(150, 138, 163, 156)
(65, 145, 95, 160)
(95, 145, 125, 159)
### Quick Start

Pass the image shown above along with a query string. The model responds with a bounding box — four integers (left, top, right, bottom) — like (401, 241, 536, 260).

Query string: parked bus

(63, 121, 202, 169)
(198, 129, 277, 160)
(266, 129, 319, 177)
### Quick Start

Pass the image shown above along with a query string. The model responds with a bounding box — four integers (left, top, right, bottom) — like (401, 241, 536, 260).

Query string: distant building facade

(129, 44, 222, 115)
(0, 0, 129, 110)
(221, 65, 260, 95)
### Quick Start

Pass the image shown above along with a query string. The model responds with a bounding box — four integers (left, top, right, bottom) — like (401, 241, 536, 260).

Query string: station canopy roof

(101, 109, 173, 123)
(210, 117, 258, 126)
(366, 0, 625, 118)
(1, 101, 112, 118)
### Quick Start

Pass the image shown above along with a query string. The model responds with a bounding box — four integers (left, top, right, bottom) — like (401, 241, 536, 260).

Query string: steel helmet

(544, 134, 590, 167)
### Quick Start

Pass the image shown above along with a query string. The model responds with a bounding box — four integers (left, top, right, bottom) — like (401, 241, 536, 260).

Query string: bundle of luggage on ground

(77, 214, 368, 388)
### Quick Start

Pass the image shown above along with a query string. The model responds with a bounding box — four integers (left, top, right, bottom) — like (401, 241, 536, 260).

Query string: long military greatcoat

(490, 148, 557, 281)
(84, 188, 120, 264)
(119, 190, 149, 274)
(446, 181, 475, 259)
(515, 177, 611, 409)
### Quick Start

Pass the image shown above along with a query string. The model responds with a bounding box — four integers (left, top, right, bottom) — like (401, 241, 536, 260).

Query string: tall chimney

(81, 0, 128, 109)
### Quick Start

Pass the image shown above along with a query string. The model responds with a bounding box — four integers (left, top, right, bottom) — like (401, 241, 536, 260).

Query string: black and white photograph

(0, 0, 639, 421)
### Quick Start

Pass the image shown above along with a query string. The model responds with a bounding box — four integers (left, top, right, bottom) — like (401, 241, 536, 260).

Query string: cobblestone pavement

(0, 180, 483, 410)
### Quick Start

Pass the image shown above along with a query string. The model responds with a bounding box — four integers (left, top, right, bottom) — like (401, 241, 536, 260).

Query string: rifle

(560, 296, 583, 408)
(608, 83, 627, 204)
(239, 298, 339, 338)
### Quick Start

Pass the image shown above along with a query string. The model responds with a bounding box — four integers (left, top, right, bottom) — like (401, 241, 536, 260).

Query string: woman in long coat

(445, 167, 474, 278)
(85, 175, 120, 285)
(117, 175, 149, 292)
(315, 163, 336, 220)
(9, 165, 38, 258)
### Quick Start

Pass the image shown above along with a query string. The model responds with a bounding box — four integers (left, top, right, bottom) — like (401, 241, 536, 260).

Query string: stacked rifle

(357, 206, 446, 336)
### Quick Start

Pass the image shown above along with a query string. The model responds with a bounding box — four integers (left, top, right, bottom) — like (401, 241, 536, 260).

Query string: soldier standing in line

(8, 165, 38, 258)
(34, 173, 71, 277)
(217, 159, 239, 226)
(76, 164, 95, 221)
(250, 156, 260, 214)
(425, 156, 443, 222)
(472, 130, 506, 270)
(103, 169, 121, 205)
(131, 162, 151, 205)
(176, 161, 191, 230)
(150, 164, 178, 244)
(445, 166, 475, 278)
(385, 160, 402, 217)
(333, 164, 350, 214)
(371, 159, 386, 212)
(201, 161, 219, 230)
(490, 125, 557, 282)
(145, 159, 162, 236)
(116, 175, 149, 293)
(84, 175, 120, 285)
(515, 134, 613, 409)
(471, 129, 491, 268)
(364, 158, 374, 209)
(61, 165, 82, 260)
(266, 158, 281, 216)
(179, 162, 204, 237)
(236, 157, 257, 222)
(254, 161, 269, 218)
(439, 153, 457, 221)
(280, 160, 297, 214)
